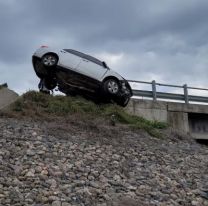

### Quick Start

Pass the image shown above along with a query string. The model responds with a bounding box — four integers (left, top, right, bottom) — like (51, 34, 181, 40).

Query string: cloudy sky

(1, 0, 208, 95)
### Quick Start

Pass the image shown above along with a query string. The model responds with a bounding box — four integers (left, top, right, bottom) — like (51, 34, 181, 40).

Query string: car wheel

(104, 79, 120, 95)
(41, 54, 58, 67)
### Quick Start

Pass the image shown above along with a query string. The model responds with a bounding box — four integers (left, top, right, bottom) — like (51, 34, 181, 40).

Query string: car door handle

(82, 59, 89, 62)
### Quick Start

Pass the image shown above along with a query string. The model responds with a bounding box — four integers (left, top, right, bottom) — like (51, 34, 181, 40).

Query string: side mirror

(102, 61, 108, 68)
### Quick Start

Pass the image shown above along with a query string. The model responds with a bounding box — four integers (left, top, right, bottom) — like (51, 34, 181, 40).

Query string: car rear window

(64, 49, 103, 67)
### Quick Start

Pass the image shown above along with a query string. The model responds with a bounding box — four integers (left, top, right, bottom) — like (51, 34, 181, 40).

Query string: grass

(2, 91, 168, 138)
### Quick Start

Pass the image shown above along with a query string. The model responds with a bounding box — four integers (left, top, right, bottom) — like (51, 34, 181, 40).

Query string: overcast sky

(1, 0, 208, 94)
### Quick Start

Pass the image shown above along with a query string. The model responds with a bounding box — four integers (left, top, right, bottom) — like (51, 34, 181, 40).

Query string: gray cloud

(0, 0, 208, 94)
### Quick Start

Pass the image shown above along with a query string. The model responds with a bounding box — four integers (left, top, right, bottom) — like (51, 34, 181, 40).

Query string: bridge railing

(128, 80, 208, 104)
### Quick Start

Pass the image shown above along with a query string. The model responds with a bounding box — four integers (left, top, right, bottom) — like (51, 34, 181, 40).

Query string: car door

(56, 50, 82, 88)
(76, 58, 108, 81)
(58, 50, 81, 70)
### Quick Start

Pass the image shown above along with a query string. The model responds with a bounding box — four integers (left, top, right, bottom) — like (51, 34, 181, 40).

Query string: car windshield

(64, 49, 104, 67)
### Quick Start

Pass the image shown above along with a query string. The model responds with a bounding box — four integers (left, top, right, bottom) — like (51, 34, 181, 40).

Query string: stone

(26, 169, 35, 177)
(32, 132, 37, 136)
(62, 203, 72, 206)
(48, 196, 59, 202)
(52, 200, 61, 206)
(37, 136, 43, 141)
(26, 149, 35, 156)
(113, 174, 121, 182)
(0, 118, 207, 206)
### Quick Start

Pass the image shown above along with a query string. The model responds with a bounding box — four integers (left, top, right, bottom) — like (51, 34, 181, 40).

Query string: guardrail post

(152, 80, 157, 101)
(183, 84, 189, 104)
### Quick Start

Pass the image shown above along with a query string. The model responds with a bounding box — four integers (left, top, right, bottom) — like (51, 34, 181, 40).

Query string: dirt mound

(1, 91, 167, 138)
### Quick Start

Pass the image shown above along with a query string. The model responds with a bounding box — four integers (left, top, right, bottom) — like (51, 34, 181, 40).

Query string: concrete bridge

(126, 99, 208, 139)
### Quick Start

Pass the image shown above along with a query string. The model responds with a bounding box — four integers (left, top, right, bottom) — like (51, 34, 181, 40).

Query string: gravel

(0, 117, 208, 206)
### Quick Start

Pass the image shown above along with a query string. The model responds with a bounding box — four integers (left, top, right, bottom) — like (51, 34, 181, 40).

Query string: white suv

(32, 46, 132, 106)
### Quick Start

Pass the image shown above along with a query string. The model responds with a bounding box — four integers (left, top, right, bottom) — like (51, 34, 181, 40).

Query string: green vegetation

(4, 91, 168, 138)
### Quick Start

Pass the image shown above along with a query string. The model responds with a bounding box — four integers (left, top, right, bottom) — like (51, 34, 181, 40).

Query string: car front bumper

(119, 80, 132, 97)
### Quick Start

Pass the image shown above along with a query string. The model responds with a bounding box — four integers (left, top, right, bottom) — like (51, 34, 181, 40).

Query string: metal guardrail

(128, 80, 208, 104)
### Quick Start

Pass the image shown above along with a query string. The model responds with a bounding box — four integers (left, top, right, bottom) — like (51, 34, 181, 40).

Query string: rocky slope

(0, 116, 208, 206)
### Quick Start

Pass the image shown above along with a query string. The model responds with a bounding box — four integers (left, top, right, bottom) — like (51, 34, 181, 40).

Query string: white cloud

(95, 52, 124, 67)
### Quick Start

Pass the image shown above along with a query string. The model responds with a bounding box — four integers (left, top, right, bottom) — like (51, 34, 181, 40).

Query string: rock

(37, 150, 45, 155)
(97, 203, 107, 206)
(52, 200, 61, 206)
(62, 203, 72, 206)
(25, 198, 34, 204)
(48, 196, 59, 202)
(26, 149, 35, 156)
(26, 169, 35, 177)
(37, 136, 43, 141)
(46, 179, 57, 188)
(0, 118, 208, 206)
(90, 181, 100, 188)
(199, 190, 208, 200)
(35, 166, 42, 173)
(99, 175, 108, 183)
(13, 165, 23, 175)
(32, 132, 37, 136)
(113, 174, 121, 182)
(109, 197, 144, 206)
(41, 169, 49, 176)
(127, 185, 137, 191)
(191, 200, 201, 206)
(88, 175, 95, 181)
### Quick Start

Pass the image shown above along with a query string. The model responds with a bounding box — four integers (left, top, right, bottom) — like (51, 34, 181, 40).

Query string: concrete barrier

(126, 99, 208, 139)
(0, 88, 19, 110)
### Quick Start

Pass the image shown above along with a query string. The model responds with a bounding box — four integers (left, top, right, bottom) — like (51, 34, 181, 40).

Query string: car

(32, 46, 132, 107)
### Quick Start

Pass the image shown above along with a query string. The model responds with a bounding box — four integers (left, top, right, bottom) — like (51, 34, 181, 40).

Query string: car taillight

(41, 45, 49, 48)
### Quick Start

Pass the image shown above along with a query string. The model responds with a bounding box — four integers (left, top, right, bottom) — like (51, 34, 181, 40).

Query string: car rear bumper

(32, 56, 51, 78)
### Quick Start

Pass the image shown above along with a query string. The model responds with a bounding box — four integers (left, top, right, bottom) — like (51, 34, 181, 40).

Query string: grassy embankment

(1, 91, 167, 138)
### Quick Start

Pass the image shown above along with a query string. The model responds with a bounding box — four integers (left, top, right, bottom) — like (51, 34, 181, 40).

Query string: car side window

(64, 49, 85, 58)
(84, 55, 103, 67)
(64, 49, 103, 67)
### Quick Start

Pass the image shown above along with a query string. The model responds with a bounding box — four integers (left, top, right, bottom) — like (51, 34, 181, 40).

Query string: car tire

(41, 54, 58, 67)
(103, 79, 120, 95)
